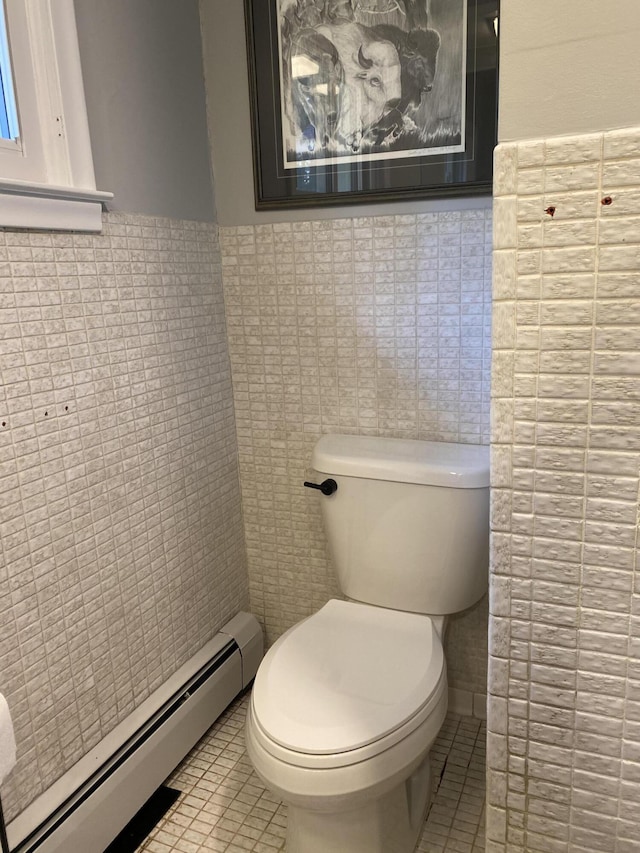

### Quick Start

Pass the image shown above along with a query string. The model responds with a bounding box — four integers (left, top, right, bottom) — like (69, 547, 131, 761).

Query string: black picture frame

(244, 0, 499, 210)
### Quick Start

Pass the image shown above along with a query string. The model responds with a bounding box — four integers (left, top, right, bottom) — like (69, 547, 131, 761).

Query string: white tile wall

(489, 128, 640, 852)
(0, 214, 249, 821)
(219, 210, 492, 701)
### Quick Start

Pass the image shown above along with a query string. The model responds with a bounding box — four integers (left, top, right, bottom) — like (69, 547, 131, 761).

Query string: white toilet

(246, 434, 489, 853)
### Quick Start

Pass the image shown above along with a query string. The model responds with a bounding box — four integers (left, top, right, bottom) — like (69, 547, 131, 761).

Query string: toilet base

(285, 752, 432, 853)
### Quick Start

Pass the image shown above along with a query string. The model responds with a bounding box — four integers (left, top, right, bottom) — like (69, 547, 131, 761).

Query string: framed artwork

(244, 0, 499, 210)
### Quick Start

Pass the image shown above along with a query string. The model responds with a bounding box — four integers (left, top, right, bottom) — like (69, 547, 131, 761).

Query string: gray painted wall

(200, 0, 491, 226)
(499, 0, 640, 142)
(74, 0, 215, 221)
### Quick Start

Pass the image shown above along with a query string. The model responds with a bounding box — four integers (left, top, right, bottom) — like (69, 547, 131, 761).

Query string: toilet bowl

(246, 599, 448, 853)
(246, 435, 490, 853)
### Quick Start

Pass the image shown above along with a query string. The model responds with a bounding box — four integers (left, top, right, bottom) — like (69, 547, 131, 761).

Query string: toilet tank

(311, 435, 490, 615)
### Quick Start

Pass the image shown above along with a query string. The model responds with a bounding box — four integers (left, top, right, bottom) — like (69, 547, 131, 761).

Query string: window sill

(0, 178, 113, 231)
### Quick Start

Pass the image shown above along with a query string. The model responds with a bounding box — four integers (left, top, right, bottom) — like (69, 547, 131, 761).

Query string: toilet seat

(251, 599, 446, 769)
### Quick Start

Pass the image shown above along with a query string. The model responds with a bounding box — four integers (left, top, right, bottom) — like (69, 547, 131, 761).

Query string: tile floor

(137, 691, 486, 853)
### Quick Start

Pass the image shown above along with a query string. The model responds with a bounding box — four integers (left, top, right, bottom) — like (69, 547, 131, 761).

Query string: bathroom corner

(1, 1, 639, 852)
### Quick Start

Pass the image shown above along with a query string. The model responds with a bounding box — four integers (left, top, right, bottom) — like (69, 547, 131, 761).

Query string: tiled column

(489, 129, 640, 853)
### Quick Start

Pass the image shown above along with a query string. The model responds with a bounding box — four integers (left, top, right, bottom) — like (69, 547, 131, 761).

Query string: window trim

(0, 176, 112, 230)
(0, 0, 112, 231)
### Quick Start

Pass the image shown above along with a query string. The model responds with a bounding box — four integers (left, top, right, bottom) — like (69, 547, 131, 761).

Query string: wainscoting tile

(0, 215, 249, 822)
(220, 208, 492, 706)
(489, 126, 640, 852)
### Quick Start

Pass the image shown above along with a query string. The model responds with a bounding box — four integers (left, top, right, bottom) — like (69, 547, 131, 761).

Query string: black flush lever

(304, 478, 338, 496)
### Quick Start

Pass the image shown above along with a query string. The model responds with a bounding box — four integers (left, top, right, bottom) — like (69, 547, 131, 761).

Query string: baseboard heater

(7, 612, 263, 853)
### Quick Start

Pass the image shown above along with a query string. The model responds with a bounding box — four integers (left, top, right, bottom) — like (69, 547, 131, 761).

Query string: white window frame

(0, 0, 112, 231)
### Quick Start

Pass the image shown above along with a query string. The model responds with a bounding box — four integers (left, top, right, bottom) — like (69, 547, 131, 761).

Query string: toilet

(245, 434, 490, 853)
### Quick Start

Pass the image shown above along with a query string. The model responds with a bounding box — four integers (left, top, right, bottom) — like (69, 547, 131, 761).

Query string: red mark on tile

(545, 206, 556, 217)
(601, 196, 613, 206)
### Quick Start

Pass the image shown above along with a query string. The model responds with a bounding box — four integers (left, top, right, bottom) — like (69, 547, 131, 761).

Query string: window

(0, 1, 19, 143)
(0, 0, 111, 230)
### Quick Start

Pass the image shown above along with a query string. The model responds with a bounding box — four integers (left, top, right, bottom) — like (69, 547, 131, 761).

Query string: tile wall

(219, 209, 493, 705)
(489, 128, 640, 852)
(0, 214, 249, 820)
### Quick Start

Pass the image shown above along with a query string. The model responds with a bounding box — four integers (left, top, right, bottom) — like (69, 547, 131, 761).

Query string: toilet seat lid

(252, 599, 444, 755)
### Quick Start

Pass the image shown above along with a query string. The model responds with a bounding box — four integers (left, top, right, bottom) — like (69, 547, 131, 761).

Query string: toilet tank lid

(312, 435, 489, 488)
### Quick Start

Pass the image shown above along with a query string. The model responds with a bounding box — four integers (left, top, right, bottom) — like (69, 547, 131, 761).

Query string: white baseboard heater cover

(8, 611, 263, 853)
